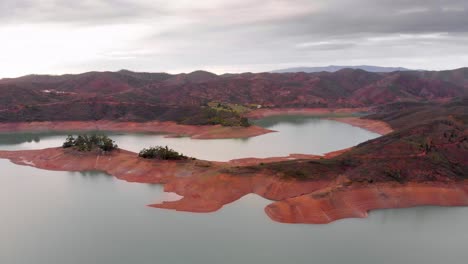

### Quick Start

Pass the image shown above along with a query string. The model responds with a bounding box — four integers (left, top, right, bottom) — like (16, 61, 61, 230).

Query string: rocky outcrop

(265, 182, 468, 224)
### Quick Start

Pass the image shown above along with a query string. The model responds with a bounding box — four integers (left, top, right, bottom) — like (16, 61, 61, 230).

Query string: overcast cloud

(1, 0, 467, 77)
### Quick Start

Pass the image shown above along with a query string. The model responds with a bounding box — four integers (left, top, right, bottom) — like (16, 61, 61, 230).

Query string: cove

(0, 116, 380, 161)
(1, 116, 467, 263)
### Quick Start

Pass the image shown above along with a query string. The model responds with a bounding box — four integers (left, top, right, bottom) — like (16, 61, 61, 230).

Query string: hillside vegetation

(248, 99, 467, 183)
(0, 68, 466, 125)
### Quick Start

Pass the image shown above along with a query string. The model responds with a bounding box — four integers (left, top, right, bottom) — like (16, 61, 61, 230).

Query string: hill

(0, 68, 466, 124)
(271, 65, 414, 73)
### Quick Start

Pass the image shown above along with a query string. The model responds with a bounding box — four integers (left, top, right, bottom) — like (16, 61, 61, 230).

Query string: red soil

(328, 117, 394, 135)
(0, 148, 327, 213)
(2, 69, 465, 115)
(1, 147, 466, 224)
(227, 154, 323, 166)
(0, 121, 274, 139)
(265, 182, 468, 224)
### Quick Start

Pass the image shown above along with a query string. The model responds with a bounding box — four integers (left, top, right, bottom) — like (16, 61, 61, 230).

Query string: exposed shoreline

(265, 182, 468, 224)
(0, 120, 274, 139)
(328, 117, 393, 135)
(0, 147, 465, 224)
(247, 107, 393, 135)
(0, 108, 393, 140)
(0, 109, 444, 224)
(246, 107, 371, 119)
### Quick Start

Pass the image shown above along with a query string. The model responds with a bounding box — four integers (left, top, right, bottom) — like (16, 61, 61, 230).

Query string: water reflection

(75, 170, 114, 177)
(0, 132, 43, 144)
(253, 115, 326, 127)
(0, 131, 133, 146)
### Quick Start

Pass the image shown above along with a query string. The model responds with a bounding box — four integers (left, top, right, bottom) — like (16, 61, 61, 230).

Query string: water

(1, 160, 467, 264)
(0, 116, 380, 161)
(1, 116, 467, 263)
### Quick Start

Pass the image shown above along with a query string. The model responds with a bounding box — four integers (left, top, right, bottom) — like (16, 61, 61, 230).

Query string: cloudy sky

(1, 0, 468, 77)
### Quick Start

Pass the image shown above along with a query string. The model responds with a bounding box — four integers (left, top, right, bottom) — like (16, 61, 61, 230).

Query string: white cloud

(0, 0, 467, 77)
(442, 6, 465, 12)
(0, 23, 153, 77)
(396, 7, 430, 15)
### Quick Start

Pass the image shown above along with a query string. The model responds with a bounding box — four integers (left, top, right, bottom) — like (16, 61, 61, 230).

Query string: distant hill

(0, 68, 466, 123)
(271, 65, 415, 73)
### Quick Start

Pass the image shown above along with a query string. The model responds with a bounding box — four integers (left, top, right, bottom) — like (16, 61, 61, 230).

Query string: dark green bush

(62, 134, 118, 152)
(139, 146, 188, 160)
(384, 168, 405, 183)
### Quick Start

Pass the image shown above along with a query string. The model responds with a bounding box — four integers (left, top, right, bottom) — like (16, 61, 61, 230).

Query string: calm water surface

(0, 116, 380, 161)
(1, 116, 467, 264)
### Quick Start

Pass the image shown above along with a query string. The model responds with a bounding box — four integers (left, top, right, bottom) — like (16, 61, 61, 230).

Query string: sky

(1, 0, 468, 77)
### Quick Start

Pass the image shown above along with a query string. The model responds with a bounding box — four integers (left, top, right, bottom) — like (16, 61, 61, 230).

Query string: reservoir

(1, 116, 467, 263)
(0, 116, 379, 161)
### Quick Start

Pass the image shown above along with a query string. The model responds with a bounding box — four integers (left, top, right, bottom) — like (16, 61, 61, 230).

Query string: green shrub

(179, 106, 251, 127)
(240, 117, 250, 127)
(139, 146, 188, 160)
(62, 134, 118, 152)
(384, 168, 405, 183)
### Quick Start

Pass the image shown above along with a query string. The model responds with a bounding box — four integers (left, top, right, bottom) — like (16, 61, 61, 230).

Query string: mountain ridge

(271, 65, 416, 73)
(0, 68, 466, 124)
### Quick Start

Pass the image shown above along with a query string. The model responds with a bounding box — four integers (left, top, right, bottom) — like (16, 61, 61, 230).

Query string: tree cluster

(62, 134, 118, 152)
(138, 146, 189, 160)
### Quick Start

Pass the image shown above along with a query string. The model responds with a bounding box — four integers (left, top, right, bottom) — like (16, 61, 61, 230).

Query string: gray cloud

(0, 0, 159, 24)
(1, 0, 468, 76)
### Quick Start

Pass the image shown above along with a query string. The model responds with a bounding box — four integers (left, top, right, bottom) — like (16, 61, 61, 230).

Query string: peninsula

(0, 69, 466, 224)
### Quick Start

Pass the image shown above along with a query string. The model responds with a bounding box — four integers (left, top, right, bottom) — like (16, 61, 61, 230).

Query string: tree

(138, 146, 188, 160)
(99, 136, 118, 151)
(62, 135, 75, 148)
(240, 117, 250, 127)
(62, 134, 118, 152)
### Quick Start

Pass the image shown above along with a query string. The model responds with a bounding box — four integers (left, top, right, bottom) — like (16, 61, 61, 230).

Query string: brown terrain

(0, 68, 467, 224)
(0, 68, 467, 123)
(0, 120, 273, 139)
(0, 98, 466, 224)
(0, 111, 391, 139)
(0, 147, 331, 214)
(245, 107, 369, 119)
(327, 117, 394, 135)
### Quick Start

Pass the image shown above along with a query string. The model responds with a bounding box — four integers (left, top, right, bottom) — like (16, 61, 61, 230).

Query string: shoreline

(0, 107, 393, 139)
(265, 182, 468, 224)
(247, 107, 393, 135)
(246, 107, 371, 119)
(0, 147, 466, 224)
(328, 117, 393, 135)
(0, 121, 274, 139)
